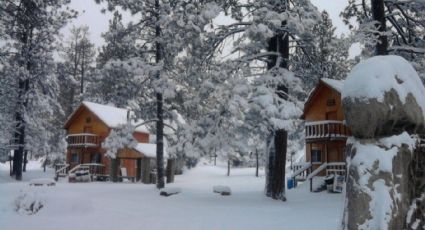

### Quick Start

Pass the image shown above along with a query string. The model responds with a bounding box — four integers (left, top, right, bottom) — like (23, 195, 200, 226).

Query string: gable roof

(64, 101, 149, 133)
(321, 78, 343, 93)
(301, 78, 344, 119)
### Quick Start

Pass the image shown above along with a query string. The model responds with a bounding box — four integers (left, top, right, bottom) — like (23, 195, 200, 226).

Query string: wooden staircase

(290, 162, 346, 192)
(54, 163, 69, 181)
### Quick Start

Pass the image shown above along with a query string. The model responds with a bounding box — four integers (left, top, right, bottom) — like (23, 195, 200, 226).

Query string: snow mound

(213, 185, 231, 196)
(342, 55, 425, 115)
(15, 188, 46, 215)
(29, 178, 56, 186)
(159, 187, 182, 197)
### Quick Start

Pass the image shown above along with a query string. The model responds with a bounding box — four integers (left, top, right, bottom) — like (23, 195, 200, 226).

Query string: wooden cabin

(293, 78, 351, 187)
(63, 101, 162, 183)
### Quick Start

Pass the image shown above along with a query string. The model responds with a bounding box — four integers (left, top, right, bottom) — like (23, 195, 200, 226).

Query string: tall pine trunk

(371, 0, 388, 55)
(265, 1, 289, 201)
(23, 150, 28, 172)
(12, 3, 34, 179)
(155, 0, 165, 190)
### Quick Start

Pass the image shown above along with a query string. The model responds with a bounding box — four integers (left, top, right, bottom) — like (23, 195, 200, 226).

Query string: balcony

(66, 133, 100, 148)
(305, 120, 350, 141)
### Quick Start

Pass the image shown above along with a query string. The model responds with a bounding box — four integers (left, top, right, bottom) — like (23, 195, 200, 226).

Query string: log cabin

(62, 101, 163, 183)
(292, 78, 351, 191)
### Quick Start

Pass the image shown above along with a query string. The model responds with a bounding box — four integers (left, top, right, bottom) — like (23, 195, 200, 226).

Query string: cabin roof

(320, 78, 343, 93)
(301, 78, 344, 119)
(64, 101, 149, 133)
(133, 143, 168, 159)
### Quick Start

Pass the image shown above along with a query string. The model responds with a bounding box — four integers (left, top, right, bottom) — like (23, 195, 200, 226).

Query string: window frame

(311, 149, 322, 164)
(71, 152, 79, 163)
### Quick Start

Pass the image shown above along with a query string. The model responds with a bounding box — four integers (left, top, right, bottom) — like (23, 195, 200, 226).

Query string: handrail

(305, 120, 350, 139)
(306, 163, 328, 180)
(69, 163, 105, 175)
(69, 164, 90, 174)
(306, 162, 346, 180)
(55, 164, 69, 174)
(66, 133, 98, 137)
(66, 133, 99, 147)
(290, 162, 311, 178)
(305, 120, 344, 126)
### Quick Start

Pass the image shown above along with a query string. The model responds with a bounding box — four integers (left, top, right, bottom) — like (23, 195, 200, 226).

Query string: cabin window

(86, 117, 92, 123)
(311, 149, 322, 163)
(91, 153, 102, 163)
(327, 98, 336, 106)
(71, 153, 79, 163)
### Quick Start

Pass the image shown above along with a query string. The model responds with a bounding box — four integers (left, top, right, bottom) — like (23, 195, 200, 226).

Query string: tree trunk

(166, 158, 175, 183)
(23, 150, 28, 172)
(155, 0, 165, 190)
(141, 158, 151, 184)
(371, 0, 388, 55)
(256, 149, 259, 177)
(136, 158, 142, 182)
(12, 78, 29, 181)
(265, 0, 289, 201)
(110, 158, 119, 182)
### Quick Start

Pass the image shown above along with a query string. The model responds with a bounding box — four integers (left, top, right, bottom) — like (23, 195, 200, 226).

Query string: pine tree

(60, 25, 96, 117)
(342, 0, 425, 79)
(0, 0, 75, 180)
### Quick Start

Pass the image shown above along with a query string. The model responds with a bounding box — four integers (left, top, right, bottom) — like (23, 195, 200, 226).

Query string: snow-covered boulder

(159, 187, 181, 197)
(342, 55, 425, 138)
(213, 185, 231, 196)
(342, 133, 415, 230)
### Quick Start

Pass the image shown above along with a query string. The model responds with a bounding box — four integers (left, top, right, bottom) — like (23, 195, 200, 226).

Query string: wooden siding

(303, 84, 345, 122)
(65, 105, 150, 178)
(303, 81, 348, 175)
(133, 132, 149, 143)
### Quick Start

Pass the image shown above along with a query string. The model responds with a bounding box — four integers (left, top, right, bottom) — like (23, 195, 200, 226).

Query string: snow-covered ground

(0, 161, 343, 230)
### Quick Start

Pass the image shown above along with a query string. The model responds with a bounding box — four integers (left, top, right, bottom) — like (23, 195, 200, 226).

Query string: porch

(66, 133, 100, 148)
(305, 120, 350, 142)
(291, 161, 346, 192)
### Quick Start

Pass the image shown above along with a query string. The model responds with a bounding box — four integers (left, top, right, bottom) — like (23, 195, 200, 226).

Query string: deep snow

(0, 161, 343, 230)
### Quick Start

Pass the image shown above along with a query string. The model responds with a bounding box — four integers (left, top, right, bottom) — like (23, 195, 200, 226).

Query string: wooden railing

(66, 133, 99, 148)
(306, 162, 346, 192)
(69, 163, 105, 176)
(291, 162, 312, 181)
(305, 120, 350, 140)
(54, 163, 69, 181)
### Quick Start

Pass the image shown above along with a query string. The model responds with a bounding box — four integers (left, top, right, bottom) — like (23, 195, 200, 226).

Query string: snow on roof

(133, 143, 168, 159)
(321, 78, 344, 93)
(83, 101, 130, 128)
(81, 101, 149, 133)
(342, 55, 425, 114)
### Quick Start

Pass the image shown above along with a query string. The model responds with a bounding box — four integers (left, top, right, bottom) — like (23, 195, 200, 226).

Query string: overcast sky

(63, 0, 358, 55)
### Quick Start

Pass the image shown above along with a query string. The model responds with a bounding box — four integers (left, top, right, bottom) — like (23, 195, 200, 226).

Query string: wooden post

(255, 149, 259, 177)
(310, 178, 313, 192)
(110, 158, 119, 182)
(23, 150, 28, 172)
(141, 158, 151, 184)
(136, 158, 142, 182)
(227, 159, 231, 176)
(166, 158, 175, 183)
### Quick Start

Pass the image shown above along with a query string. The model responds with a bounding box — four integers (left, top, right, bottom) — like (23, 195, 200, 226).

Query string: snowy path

(0, 163, 343, 230)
